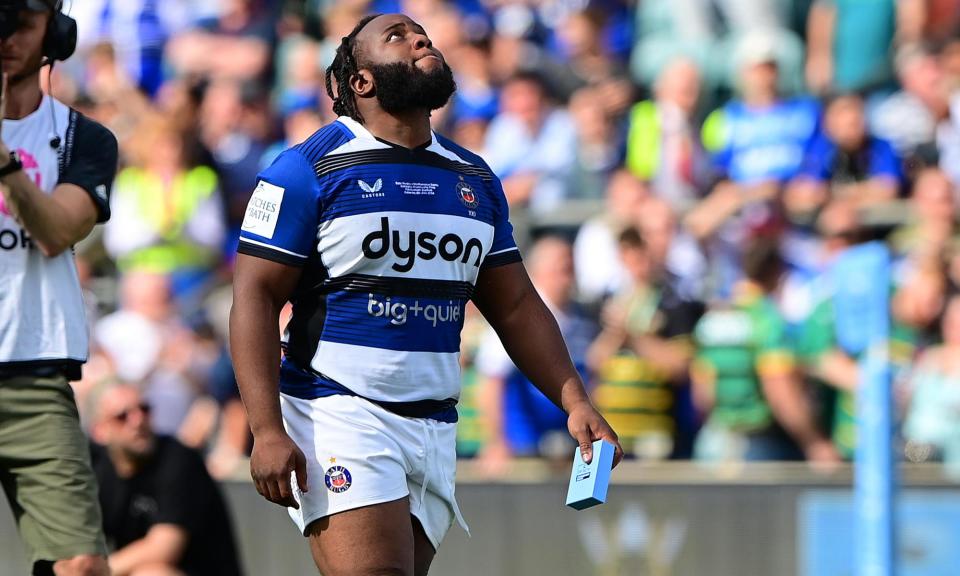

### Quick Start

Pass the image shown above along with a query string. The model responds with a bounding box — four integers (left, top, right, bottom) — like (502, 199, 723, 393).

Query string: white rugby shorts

(280, 393, 469, 549)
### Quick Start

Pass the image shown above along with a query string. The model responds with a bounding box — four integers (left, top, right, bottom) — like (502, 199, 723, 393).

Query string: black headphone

(42, 0, 75, 62)
(40, 1, 75, 149)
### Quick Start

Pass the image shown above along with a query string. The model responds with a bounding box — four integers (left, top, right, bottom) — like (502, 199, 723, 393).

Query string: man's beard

(369, 60, 457, 114)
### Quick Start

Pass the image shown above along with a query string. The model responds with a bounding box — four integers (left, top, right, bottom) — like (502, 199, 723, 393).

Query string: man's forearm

(108, 524, 187, 576)
(807, 3, 835, 61)
(762, 373, 825, 449)
(685, 181, 743, 240)
(488, 289, 590, 412)
(813, 350, 859, 391)
(229, 291, 285, 437)
(586, 328, 626, 373)
(853, 179, 898, 206)
(0, 173, 91, 256)
(631, 335, 692, 381)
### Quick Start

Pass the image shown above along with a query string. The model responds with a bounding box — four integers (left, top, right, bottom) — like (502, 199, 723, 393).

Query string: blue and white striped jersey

(238, 117, 521, 420)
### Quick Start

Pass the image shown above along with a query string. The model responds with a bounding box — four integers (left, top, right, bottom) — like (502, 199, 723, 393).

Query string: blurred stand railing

(3, 459, 958, 576)
(520, 197, 912, 236)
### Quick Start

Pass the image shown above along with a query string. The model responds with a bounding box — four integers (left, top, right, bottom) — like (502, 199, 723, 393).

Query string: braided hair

(325, 14, 382, 124)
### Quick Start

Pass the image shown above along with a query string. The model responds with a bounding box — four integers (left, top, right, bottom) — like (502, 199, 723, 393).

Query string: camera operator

(0, 2, 118, 575)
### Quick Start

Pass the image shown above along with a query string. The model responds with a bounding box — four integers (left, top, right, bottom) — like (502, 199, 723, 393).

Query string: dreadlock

(325, 14, 382, 124)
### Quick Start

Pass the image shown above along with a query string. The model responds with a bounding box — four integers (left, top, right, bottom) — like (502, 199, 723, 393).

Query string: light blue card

(565, 440, 615, 510)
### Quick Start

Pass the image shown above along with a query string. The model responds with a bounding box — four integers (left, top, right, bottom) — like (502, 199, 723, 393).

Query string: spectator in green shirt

(798, 202, 934, 458)
(692, 237, 838, 463)
(588, 226, 704, 460)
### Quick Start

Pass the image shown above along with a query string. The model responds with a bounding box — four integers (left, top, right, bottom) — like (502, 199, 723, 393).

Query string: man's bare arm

(761, 371, 839, 462)
(0, 178, 99, 258)
(472, 262, 623, 464)
(806, 1, 836, 93)
(229, 254, 309, 507)
(108, 524, 188, 576)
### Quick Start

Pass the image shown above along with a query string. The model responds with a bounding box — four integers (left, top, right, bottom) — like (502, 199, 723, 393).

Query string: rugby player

(230, 13, 622, 576)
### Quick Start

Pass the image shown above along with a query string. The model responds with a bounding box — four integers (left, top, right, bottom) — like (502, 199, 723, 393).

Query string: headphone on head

(42, 0, 75, 62)
(35, 0, 75, 149)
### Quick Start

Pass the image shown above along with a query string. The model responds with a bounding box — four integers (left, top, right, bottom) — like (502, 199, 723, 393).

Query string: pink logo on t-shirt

(19, 149, 42, 188)
(0, 149, 42, 216)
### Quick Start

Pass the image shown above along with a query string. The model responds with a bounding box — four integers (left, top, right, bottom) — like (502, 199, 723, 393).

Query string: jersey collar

(337, 115, 439, 151)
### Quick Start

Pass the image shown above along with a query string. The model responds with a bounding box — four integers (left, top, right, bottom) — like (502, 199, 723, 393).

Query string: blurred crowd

(60, 0, 960, 477)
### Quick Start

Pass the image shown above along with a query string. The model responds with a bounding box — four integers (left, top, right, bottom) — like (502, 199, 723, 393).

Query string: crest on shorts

(325, 465, 353, 493)
(456, 180, 478, 209)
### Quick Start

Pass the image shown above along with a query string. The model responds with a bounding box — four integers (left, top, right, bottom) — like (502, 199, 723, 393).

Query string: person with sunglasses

(88, 384, 243, 576)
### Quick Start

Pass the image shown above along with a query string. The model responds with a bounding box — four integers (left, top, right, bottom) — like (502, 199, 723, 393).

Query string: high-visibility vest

(114, 165, 219, 273)
(625, 100, 662, 180)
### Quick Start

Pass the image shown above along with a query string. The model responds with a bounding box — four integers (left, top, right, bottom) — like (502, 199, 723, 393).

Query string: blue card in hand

(565, 439, 615, 510)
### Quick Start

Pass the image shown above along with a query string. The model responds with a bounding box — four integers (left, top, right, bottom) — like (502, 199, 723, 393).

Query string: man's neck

(108, 447, 142, 479)
(744, 92, 777, 108)
(359, 108, 433, 149)
(4, 76, 43, 120)
(734, 279, 768, 301)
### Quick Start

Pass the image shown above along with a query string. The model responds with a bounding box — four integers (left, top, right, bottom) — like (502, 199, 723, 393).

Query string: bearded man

(229, 13, 622, 576)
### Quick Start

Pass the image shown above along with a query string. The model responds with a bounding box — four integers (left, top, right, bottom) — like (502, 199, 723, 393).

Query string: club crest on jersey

(358, 178, 383, 194)
(456, 181, 478, 209)
(325, 465, 353, 493)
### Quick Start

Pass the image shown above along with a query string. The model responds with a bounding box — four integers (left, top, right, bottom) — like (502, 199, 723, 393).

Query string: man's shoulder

(65, 105, 116, 142)
(876, 90, 920, 114)
(153, 435, 210, 476)
(291, 120, 355, 163)
(63, 110, 113, 157)
(867, 135, 898, 156)
(89, 441, 109, 469)
(432, 132, 492, 170)
(62, 106, 119, 165)
(260, 121, 354, 184)
(155, 434, 198, 456)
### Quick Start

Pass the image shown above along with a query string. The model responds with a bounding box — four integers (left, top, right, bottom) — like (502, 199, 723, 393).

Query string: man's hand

(567, 402, 624, 467)
(477, 439, 513, 477)
(804, 438, 842, 472)
(472, 262, 625, 468)
(250, 430, 309, 509)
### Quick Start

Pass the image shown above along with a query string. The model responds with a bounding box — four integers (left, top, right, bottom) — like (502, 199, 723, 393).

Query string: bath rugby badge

(456, 180, 478, 209)
(325, 465, 352, 493)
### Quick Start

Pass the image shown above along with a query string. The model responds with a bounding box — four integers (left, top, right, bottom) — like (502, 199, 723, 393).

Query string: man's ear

(351, 69, 375, 98)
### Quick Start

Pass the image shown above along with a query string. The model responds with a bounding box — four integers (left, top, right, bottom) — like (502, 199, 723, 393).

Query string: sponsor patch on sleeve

(241, 180, 284, 239)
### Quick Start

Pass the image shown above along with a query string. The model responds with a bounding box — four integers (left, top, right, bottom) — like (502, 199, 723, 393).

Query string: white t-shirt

(0, 96, 117, 375)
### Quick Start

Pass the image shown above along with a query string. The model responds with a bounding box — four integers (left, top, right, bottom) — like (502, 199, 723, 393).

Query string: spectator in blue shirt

(788, 93, 902, 219)
(685, 31, 820, 297)
(688, 33, 821, 241)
